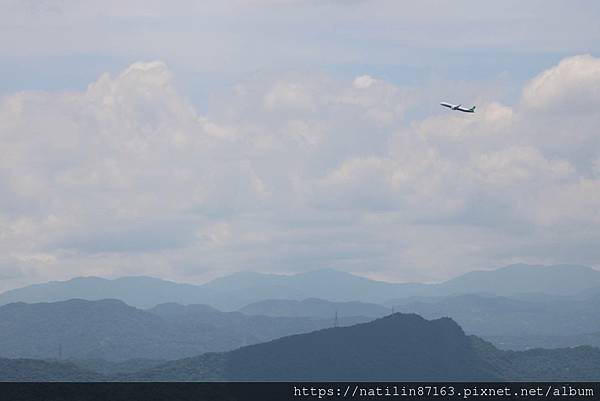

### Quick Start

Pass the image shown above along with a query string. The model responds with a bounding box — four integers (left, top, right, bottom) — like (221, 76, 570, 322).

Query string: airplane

(440, 102, 476, 113)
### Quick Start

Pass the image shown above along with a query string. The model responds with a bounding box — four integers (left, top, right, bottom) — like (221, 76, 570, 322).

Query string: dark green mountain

(66, 358, 165, 376)
(471, 336, 600, 381)
(123, 314, 600, 382)
(0, 358, 101, 382)
(3, 313, 600, 381)
(0, 299, 174, 360)
(122, 313, 499, 381)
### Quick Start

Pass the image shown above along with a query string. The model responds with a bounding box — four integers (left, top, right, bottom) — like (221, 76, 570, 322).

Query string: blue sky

(3, 1, 598, 103)
(1, 1, 600, 289)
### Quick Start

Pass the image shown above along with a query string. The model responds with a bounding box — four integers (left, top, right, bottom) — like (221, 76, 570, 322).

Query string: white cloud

(521, 54, 600, 111)
(1, 54, 600, 290)
(472, 146, 574, 187)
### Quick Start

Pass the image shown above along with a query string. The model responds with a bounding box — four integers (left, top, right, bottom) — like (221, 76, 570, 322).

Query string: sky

(1, 0, 600, 290)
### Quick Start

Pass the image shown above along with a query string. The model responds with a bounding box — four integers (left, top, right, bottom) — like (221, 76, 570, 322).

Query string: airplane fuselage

(440, 102, 476, 113)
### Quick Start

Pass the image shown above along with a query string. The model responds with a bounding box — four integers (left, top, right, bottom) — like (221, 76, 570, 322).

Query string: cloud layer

(1, 54, 600, 289)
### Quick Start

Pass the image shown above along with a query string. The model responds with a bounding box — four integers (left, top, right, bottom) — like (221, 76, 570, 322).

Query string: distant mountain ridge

(0, 299, 369, 361)
(239, 298, 391, 318)
(0, 276, 202, 310)
(1, 264, 599, 310)
(485, 331, 600, 351)
(439, 263, 600, 296)
(392, 293, 600, 338)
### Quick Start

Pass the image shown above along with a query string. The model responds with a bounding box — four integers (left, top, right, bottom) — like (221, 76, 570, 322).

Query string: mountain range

(2, 262, 600, 369)
(4, 313, 600, 382)
(240, 292, 600, 350)
(121, 313, 498, 381)
(391, 292, 600, 337)
(0, 299, 368, 361)
(2, 264, 600, 310)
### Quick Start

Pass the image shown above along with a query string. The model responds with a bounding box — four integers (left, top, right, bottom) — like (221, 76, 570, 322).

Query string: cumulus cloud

(0, 61, 270, 285)
(521, 54, 600, 111)
(514, 56, 600, 172)
(1, 55, 600, 289)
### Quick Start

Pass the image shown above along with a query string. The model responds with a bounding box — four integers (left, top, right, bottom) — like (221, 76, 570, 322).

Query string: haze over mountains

(4, 313, 600, 382)
(231, 293, 600, 351)
(239, 298, 390, 318)
(0, 299, 367, 361)
(2, 264, 599, 310)
(2, 263, 600, 381)
(392, 292, 600, 336)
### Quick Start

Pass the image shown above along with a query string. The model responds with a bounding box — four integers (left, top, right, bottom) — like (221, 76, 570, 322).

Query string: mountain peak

(371, 312, 464, 334)
(126, 312, 491, 381)
(442, 263, 600, 296)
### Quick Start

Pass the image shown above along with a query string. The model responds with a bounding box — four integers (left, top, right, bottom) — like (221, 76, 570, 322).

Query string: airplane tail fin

(470, 106, 476, 112)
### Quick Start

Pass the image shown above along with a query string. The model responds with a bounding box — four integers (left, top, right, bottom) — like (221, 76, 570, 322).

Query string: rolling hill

(3, 313, 600, 381)
(0, 299, 370, 361)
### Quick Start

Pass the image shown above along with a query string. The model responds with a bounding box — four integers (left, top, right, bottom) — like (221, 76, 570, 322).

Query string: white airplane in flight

(440, 102, 476, 113)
